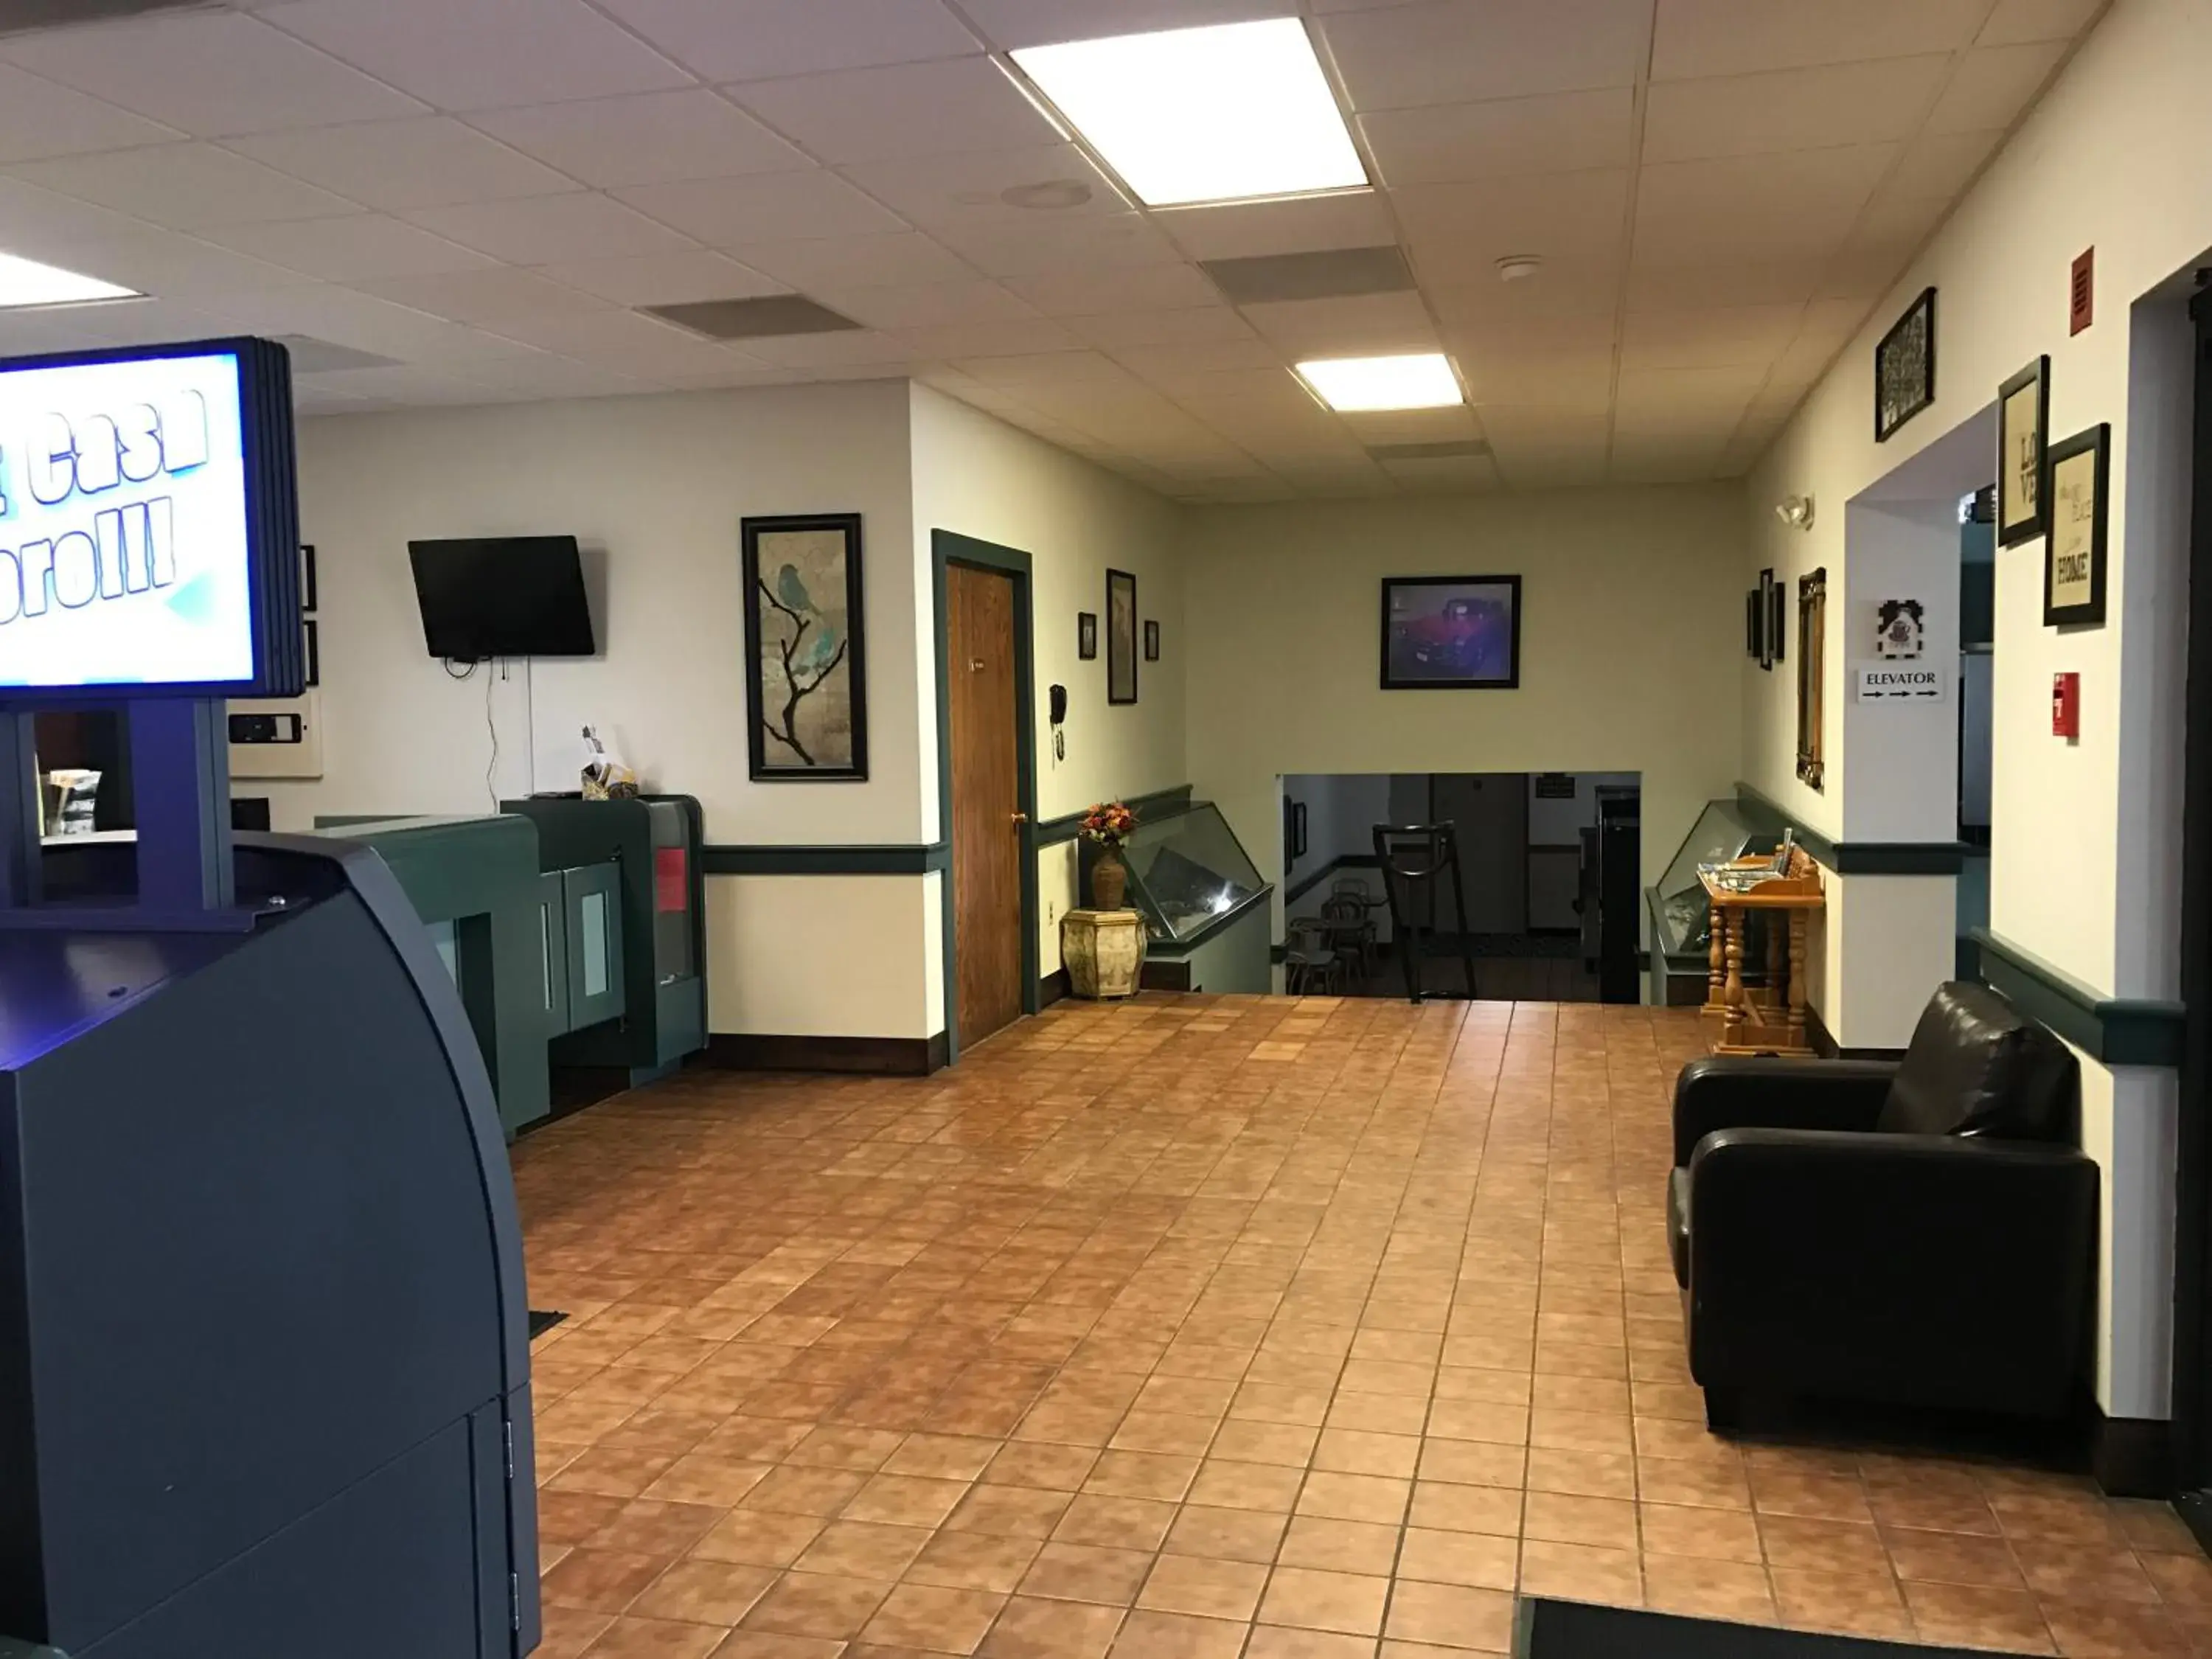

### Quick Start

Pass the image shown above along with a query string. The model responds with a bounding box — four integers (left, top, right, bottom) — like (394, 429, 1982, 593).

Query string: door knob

(1011, 812, 1029, 825)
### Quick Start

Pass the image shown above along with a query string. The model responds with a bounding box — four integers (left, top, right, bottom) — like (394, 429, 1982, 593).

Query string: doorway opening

(932, 532, 1039, 1059)
(1279, 771, 1641, 1002)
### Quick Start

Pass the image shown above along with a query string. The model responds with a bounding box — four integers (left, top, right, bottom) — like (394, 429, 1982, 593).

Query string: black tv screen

(408, 535, 594, 661)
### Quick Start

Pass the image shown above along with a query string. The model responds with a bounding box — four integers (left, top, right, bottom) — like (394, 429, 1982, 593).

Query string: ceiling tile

(355, 268, 613, 322)
(1394, 167, 1632, 263)
(1112, 337, 1285, 380)
(592, 0, 978, 80)
(1422, 258, 1624, 323)
(470, 91, 811, 188)
(1927, 41, 2070, 133)
(1321, 0, 1655, 111)
(1242, 290, 1439, 355)
(838, 145, 1122, 229)
(1154, 192, 1397, 262)
(1619, 302, 1803, 369)
(726, 58, 1061, 164)
(1063, 307, 1257, 348)
(0, 61, 183, 162)
(33, 225, 309, 297)
(260, 0, 691, 111)
(1644, 55, 1951, 161)
(200, 283, 546, 362)
(813, 278, 1038, 329)
(1888, 126, 2005, 198)
(618, 170, 909, 243)
(490, 307, 737, 374)
(1627, 254, 1824, 309)
(198, 215, 497, 281)
(1651, 0, 1986, 79)
(223, 119, 576, 212)
(958, 0, 1290, 49)
(928, 212, 1183, 277)
(0, 10, 425, 136)
(1452, 341, 1614, 406)
(723, 230, 976, 288)
(10, 144, 361, 229)
(1357, 88, 1635, 184)
(1006, 262, 1221, 316)
(1979, 0, 2106, 47)
(745, 327, 913, 366)
(1632, 145, 1896, 262)
(894, 318, 1083, 356)
(535, 251, 787, 305)
(1613, 363, 1764, 428)
(406, 193, 701, 263)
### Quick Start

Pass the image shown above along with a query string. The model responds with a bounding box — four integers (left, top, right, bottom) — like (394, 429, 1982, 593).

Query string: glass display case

(1648, 797, 1780, 1004)
(1121, 801, 1266, 943)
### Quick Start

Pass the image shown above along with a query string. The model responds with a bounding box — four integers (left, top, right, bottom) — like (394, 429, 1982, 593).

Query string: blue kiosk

(0, 341, 538, 1656)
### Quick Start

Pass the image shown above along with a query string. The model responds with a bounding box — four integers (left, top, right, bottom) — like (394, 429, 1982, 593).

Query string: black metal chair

(1373, 823, 1478, 1003)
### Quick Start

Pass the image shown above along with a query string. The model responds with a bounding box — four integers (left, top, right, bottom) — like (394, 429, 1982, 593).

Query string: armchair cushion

(1878, 981, 2079, 1141)
(1671, 1056, 1895, 1168)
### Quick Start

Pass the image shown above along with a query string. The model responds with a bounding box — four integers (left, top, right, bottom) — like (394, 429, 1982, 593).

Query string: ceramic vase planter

(1063, 909, 1145, 999)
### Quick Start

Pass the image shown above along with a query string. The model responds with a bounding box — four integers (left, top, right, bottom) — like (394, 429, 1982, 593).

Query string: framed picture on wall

(1797, 568, 1826, 790)
(1767, 571, 1785, 664)
(1144, 619, 1160, 661)
(1077, 611, 1097, 660)
(2045, 422, 2109, 627)
(741, 512, 868, 782)
(1380, 574, 1522, 690)
(299, 543, 318, 613)
(302, 618, 320, 689)
(1106, 569, 1138, 704)
(1997, 356, 2051, 548)
(1875, 286, 1937, 442)
(1746, 588, 1764, 662)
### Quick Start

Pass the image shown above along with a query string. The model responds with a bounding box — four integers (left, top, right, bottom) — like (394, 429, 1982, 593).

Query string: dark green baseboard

(700, 1031, 949, 1077)
(2093, 1409, 2173, 1498)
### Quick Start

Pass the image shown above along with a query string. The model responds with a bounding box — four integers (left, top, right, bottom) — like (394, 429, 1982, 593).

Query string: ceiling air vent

(0, 0, 212, 32)
(1200, 246, 1416, 306)
(270, 335, 400, 374)
(644, 296, 861, 341)
(1366, 440, 1490, 462)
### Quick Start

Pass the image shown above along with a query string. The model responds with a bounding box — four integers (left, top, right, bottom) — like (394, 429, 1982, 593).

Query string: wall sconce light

(1775, 495, 1816, 531)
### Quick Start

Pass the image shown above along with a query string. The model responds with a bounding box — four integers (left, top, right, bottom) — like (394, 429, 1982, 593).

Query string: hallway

(518, 997, 2208, 1658)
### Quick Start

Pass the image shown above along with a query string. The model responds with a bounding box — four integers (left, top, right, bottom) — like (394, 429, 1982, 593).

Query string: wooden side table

(1700, 849, 1823, 1057)
(1062, 908, 1147, 999)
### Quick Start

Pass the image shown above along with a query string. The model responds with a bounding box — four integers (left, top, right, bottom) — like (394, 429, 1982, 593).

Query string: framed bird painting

(742, 513, 868, 782)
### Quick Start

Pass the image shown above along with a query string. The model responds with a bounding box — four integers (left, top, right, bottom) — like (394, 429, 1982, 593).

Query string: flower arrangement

(1079, 800, 1137, 850)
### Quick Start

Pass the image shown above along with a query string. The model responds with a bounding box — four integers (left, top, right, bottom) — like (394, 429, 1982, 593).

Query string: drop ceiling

(0, 0, 2106, 499)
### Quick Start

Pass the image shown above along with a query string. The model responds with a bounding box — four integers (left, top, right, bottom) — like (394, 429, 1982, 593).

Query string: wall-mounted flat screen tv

(0, 336, 301, 704)
(408, 535, 595, 661)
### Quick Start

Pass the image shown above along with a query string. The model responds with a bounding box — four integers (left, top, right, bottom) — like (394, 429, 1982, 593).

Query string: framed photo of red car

(1380, 574, 1522, 690)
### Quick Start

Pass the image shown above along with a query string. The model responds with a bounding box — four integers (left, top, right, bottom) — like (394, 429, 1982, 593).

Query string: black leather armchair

(1669, 981, 2098, 1428)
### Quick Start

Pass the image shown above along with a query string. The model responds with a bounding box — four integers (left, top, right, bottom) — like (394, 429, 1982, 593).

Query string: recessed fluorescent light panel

(1011, 19, 1367, 209)
(1298, 353, 1463, 412)
(0, 254, 137, 309)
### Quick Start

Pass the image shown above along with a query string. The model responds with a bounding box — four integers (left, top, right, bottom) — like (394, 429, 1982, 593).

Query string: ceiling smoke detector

(1495, 255, 1543, 282)
(1001, 179, 1094, 211)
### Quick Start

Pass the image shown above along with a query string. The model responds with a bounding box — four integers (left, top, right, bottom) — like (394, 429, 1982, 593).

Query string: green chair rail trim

(1972, 927, 2184, 1068)
(1734, 782, 1968, 874)
(1285, 851, 1383, 906)
(1036, 784, 1196, 847)
(703, 843, 950, 876)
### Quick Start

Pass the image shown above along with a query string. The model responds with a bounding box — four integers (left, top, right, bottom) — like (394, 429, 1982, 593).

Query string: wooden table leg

(1722, 905, 1745, 1048)
(1707, 900, 1725, 1009)
(1787, 910, 1809, 1051)
(1764, 913, 1784, 1016)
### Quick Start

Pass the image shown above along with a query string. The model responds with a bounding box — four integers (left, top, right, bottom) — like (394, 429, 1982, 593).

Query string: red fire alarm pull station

(2053, 672, 2081, 740)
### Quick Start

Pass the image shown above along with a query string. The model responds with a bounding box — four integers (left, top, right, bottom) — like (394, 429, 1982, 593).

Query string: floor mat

(1517, 1599, 1991, 1658)
(526, 1310, 566, 1339)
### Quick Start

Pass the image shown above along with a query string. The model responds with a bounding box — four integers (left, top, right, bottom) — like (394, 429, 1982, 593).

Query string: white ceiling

(0, 0, 2104, 499)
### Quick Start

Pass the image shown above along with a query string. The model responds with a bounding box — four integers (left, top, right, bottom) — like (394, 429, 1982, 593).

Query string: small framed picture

(1380, 574, 1521, 690)
(1997, 356, 2050, 548)
(1144, 619, 1160, 661)
(1875, 286, 1937, 442)
(1767, 571, 1785, 664)
(2045, 423, 2109, 627)
(1077, 611, 1098, 660)
(1745, 589, 1763, 661)
(299, 543, 318, 613)
(302, 618, 320, 688)
(1106, 569, 1138, 705)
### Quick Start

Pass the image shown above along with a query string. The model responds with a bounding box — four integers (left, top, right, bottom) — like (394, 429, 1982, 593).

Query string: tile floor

(516, 995, 2212, 1658)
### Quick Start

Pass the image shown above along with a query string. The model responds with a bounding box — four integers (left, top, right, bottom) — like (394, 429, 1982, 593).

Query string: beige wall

(1183, 486, 1747, 928)
(1741, 0, 2205, 1419)
(908, 384, 1186, 974)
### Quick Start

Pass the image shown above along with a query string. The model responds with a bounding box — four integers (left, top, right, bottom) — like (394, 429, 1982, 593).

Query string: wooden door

(947, 563, 1024, 1048)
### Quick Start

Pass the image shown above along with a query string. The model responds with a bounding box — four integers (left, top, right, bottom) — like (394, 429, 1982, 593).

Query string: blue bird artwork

(753, 525, 858, 774)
